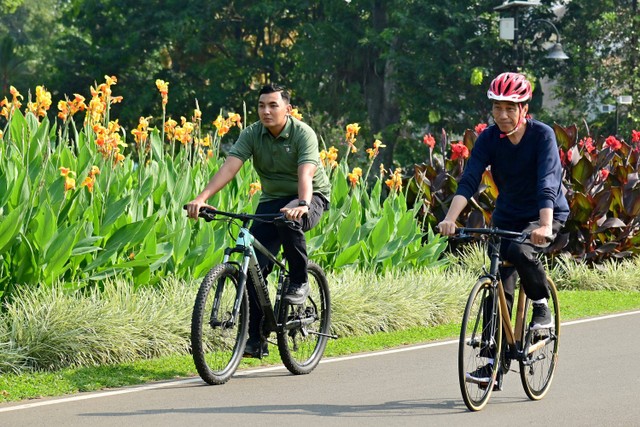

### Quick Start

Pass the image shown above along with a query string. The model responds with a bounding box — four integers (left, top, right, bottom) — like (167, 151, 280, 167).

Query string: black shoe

(530, 303, 553, 330)
(243, 339, 269, 358)
(466, 363, 494, 385)
(284, 282, 309, 305)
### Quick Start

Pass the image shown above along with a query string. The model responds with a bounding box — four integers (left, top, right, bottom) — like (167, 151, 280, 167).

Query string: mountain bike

(186, 206, 334, 385)
(455, 227, 560, 411)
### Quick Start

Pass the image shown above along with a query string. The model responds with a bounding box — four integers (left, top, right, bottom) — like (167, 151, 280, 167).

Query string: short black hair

(259, 83, 290, 104)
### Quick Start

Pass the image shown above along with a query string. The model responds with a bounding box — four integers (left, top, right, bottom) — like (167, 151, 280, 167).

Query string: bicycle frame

(462, 228, 556, 362)
(217, 221, 287, 334)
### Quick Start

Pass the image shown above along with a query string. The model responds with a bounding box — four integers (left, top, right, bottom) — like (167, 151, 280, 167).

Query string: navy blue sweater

(456, 119, 569, 229)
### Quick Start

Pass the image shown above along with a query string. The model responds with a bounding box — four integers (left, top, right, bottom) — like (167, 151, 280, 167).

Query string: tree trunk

(365, 0, 401, 175)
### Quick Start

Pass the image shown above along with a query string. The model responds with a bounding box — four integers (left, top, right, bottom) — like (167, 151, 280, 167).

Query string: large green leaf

(42, 223, 81, 283)
(0, 206, 25, 255)
(334, 241, 363, 269)
(102, 195, 132, 229)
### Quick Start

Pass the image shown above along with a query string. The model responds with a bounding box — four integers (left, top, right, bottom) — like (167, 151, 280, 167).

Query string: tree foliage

(0, 0, 638, 168)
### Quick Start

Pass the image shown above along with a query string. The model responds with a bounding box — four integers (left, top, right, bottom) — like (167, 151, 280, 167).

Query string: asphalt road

(2, 310, 639, 426)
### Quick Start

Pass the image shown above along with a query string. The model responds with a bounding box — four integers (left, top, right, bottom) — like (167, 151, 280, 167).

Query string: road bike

(455, 227, 560, 411)
(186, 206, 334, 385)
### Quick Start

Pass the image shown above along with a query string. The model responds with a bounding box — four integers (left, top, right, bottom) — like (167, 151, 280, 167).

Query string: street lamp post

(495, 0, 568, 70)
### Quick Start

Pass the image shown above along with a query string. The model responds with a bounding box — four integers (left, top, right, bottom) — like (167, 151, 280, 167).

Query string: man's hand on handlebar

(530, 224, 553, 247)
(185, 199, 215, 220)
(280, 199, 309, 221)
(437, 219, 457, 236)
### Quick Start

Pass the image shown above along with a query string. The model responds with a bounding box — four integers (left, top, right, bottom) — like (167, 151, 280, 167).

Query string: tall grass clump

(550, 255, 640, 291)
(1, 278, 195, 373)
(329, 267, 474, 338)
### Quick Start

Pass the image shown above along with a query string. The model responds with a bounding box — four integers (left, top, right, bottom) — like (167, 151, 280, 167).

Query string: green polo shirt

(228, 117, 331, 202)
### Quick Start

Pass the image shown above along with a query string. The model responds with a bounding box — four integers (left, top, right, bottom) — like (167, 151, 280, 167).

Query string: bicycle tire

(191, 263, 249, 385)
(519, 277, 560, 400)
(459, 277, 503, 412)
(277, 262, 331, 375)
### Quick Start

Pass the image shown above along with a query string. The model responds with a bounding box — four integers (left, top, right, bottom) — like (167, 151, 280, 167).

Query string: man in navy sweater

(438, 72, 569, 385)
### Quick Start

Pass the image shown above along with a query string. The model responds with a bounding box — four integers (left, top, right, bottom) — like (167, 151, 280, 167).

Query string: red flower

(423, 134, 435, 149)
(451, 142, 470, 160)
(599, 168, 610, 180)
(559, 149, 566, 167)
(579, 137, 596, 154)
(605, 135, 622, 151)
(632, 129, 640, 144)
(474, 123, 487, 135)
(566, 148, 573, 163)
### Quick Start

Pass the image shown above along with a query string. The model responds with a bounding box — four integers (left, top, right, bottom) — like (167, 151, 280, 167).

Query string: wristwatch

(298, 200, 309, 207)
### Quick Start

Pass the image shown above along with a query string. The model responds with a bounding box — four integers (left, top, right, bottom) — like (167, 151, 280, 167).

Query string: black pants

(498, 220, 563, 316)
(246, 193, 328, 340)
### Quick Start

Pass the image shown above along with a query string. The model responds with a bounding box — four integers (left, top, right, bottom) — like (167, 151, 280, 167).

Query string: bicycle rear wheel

(519, 277, 560, 400)
(459, 278, 502, 412)
(191, 263, 249, 385)
(277, 262, 331, 375)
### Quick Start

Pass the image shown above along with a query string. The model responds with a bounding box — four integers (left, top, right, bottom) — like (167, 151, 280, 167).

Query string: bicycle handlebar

(182, 205, 297, 228)
(454, 227, 553, 246)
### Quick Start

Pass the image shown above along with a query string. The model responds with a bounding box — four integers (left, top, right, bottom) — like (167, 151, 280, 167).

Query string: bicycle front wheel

(519, 277, 560, 400)
(191, 263, 249, 385)
(459, 277, 502, 412)
(277, 262, 331, 375)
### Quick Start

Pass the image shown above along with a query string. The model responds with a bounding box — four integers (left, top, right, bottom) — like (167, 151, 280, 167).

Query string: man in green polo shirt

(185, 83, 331, 358)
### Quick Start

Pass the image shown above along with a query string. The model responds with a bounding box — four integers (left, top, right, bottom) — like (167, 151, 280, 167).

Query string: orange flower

(59, 166, 73, 177)
(156, 79, 169, 106)
(131, 116, 151, 147)
(249, 181, 262, 199)
(347, 167, 363, 187)
(213, 112, 242, 137)
(64, 177, 76, 192)
(320, 146, 339, 168)
(290, 108, 303, 120)
(366, 139, 386, 160)
(345, 123, 360, 152)
(385, 168, 403, 192)
(0, 129, 3, 139)
(164, 118, 178, 140)
(81, 176, 95, 192)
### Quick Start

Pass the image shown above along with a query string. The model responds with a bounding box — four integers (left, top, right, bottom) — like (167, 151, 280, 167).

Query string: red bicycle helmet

(487, 72, 532, 103)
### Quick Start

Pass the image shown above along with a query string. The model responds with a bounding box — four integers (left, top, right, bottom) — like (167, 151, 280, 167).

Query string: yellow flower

(249, 181, 262, 199)
(90, 165, 101, 176)
(320, 146, 339, 168)
(81, 176, 95, 192)
(347, 167, 363, 187)
(385, 168, 403, 192)
(156, 79, 169, 106)
(290, 108, 303, 120)
(64, 177, 76, 192)
(131, 116, 151, 147)
(59, 167, 74, 177)
(366, 139, 386, 160)
(0, 129, 4, 139)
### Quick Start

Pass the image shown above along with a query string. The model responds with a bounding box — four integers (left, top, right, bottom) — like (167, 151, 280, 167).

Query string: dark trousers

(246, 194, 328, 340)
(498, 220, 563, 316)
